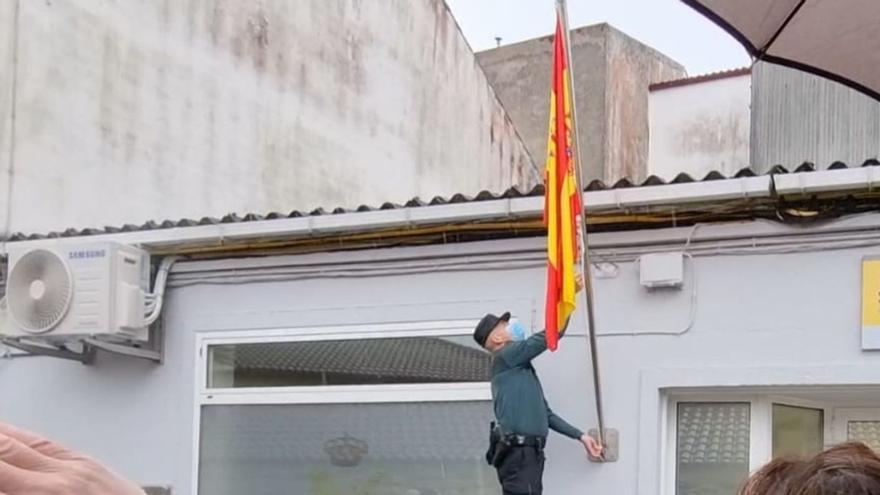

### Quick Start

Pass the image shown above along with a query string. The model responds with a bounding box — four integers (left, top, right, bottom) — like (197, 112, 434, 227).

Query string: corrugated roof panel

(6, 161, 880, 243)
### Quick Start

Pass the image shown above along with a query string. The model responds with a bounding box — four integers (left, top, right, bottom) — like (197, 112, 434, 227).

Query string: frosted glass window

(207, 336, 490, 388)
(676, 402, 750, 495)
(198, 401, 496, 495)
(772, 404, 823, 458)
(848, 421, 880, 452)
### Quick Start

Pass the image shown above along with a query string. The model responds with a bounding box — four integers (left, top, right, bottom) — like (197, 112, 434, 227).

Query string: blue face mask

(508, 319, 528, 342)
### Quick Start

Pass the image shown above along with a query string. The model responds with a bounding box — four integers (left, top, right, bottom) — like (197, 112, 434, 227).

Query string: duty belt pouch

(485, 421, 499, 466)
(485, 421, 512, 468)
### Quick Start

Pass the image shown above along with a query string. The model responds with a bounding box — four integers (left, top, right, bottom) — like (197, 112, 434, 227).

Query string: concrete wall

(3, 216, 880, 493)
(604, 26, 688, 182)
(477, 25, 608, 183)
(751, 61, 880, 172)
(0, 0, 537, 236)
(649, 74, 751, 180)
(0, 1, 16, 237)
(476, 24, 685, 184)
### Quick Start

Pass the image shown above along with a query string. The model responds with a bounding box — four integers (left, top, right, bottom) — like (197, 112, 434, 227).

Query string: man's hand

(575, 273, 585, 293)
(580, 433, 604, 459)
(0, 422, 145, 495)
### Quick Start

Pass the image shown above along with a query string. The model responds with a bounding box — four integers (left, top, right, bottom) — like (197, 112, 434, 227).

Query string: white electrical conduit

(588, 225, 700, 337)
(167, 230, 880, 287)
(167, 260, 547, 288)
(169, 255, 545, 279)
(143, 256, 182, 325)
(590, 253, 697, 337)
(167, 251, 547, 286)
(165, 215, 880, 275)
(160, 223, 880, 337)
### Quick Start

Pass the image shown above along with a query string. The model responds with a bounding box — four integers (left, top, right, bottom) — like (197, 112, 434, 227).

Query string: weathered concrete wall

(1, 0, 537, 235)
(477, 25, 608, 182)
(604, 26, 688, 182)
(751, 61, 880, 172)
(476, 24, 685, 184)
(649, 74, 751, 180)
(0, 1, 15, 236)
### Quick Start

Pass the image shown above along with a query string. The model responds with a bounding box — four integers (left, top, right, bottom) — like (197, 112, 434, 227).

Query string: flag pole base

(587, 427, 619, 463)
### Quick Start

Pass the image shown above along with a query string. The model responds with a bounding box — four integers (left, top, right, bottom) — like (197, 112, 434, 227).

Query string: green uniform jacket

(490, 323, 583, 440)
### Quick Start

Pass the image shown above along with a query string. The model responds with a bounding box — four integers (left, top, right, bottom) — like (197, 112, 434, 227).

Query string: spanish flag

(544, 13, 583, 351)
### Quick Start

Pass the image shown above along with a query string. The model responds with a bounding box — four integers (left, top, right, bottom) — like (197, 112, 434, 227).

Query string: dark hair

(739, 457, 806, 495)
(739, 443, 880, 495)
(787, 442, 880, 495)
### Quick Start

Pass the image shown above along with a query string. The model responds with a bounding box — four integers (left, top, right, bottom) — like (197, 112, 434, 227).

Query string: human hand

(0, 422, 144, 495)
(575, 273, 585, 293)
(580, 433, 604, 459)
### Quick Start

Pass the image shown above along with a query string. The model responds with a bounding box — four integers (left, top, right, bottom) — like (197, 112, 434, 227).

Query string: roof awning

(683, 0, 880, 100)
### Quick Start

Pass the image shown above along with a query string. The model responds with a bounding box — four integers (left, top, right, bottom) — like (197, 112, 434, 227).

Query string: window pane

(207, 336, 491, 388)
(677, 402, 750, 495)
(848, 421, 880, 452)
(772, 404, 823, 458)
(198, 401, 496, 495)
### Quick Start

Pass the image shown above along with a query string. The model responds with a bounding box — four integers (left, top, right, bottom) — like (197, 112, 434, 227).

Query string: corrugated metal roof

(751, 62, 880, 174)
(8, 161, 879, 243)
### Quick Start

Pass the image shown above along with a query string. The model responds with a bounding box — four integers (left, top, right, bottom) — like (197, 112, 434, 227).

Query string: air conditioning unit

(1, 242, 150, 342)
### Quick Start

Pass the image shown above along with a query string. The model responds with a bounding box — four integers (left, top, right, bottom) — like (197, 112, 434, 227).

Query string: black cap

(473, 312, 511, 347)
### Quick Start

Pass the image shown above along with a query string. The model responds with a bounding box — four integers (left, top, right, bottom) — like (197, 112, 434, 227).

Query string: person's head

(739, 457, 805, 495)
(473, 312, 511, 352)
(786, 442, 880, 495)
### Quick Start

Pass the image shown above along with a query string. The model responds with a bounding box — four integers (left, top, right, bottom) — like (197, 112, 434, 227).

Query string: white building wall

(648, 74, 751, 180)
(2, 216, 880, 493)
(0, 0, 536, 235)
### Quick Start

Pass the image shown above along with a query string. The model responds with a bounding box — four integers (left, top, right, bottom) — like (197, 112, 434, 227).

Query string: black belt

(504, 434, 546, 448)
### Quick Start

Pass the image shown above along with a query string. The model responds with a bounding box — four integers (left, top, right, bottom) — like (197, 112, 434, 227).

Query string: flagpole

(555, 0, 607, 450)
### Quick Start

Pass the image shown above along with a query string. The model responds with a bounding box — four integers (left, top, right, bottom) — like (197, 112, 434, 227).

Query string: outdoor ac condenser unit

(1, 242, 150, 342)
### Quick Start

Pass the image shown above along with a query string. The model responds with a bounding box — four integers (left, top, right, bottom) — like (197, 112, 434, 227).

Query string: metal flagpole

(555, 0, 607, 449)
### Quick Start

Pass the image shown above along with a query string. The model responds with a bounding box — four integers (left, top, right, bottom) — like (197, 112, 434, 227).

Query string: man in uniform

(474, 276, 602, 494)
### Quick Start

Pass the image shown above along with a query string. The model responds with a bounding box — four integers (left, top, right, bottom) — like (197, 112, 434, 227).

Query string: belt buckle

(515, 435, 526, 445)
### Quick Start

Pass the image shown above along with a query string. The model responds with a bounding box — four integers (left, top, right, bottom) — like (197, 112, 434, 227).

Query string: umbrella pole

(555, 0, 607, 450)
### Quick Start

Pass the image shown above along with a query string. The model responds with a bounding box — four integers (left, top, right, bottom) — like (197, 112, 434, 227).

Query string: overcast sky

(445, 0, 751, 76)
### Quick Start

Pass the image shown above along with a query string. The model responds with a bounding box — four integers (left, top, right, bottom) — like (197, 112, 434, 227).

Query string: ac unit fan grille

(7, 249, 73, 333)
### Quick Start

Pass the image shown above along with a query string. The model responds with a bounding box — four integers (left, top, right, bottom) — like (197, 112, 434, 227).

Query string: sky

(444, 0, 751, 76)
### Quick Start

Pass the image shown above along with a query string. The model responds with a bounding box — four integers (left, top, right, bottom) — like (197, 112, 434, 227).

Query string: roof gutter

(0, 175, 775, 254)
(20, 168, 880, 254)
(774, 166, 880, 195)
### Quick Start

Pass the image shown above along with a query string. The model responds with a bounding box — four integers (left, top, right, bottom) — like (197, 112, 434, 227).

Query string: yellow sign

(862, 258, 880, 349)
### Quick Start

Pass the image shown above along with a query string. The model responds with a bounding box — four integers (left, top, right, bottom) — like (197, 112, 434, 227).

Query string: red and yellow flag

(544, 13, 583, 351)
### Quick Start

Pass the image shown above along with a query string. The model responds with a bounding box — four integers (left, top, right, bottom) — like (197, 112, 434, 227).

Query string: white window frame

(190, 319, 491, 495)
(762, 396, 833, 452)
(663, 393, 760, 495)
(832, 408, 880, 444)
(663, 393, 832, 495)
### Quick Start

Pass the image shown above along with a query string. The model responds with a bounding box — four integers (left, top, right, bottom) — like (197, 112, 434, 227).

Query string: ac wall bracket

(83, 339, 161, 363)
(2, 320, 165, 365)
(83, 318, 165, 364)
(1, 339, 96, 365)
